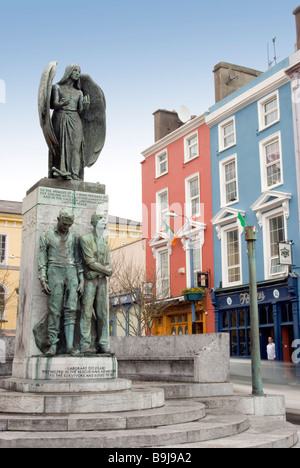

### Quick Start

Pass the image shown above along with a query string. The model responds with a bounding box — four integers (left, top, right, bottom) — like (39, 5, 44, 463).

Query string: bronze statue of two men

(38, 209, 112, 357)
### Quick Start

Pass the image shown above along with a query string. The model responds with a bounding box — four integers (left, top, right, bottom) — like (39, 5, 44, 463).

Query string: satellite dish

(177, 105, 191, 123)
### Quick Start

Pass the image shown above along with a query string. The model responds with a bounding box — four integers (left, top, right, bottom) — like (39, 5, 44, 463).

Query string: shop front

(152, 298, 207, 336)
(212, 275, 300, 362)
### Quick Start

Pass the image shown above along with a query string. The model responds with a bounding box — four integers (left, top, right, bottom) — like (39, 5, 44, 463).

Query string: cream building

(108, 215, 142, 250)
(0, 201, 22, 333)
(110, 239, 146, 336)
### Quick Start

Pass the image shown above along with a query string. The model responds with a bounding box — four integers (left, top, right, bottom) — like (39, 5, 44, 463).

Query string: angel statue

(38, 62, 106, 181)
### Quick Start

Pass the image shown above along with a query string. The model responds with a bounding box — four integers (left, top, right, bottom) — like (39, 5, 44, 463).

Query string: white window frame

(218, 116, 236, 152)
(261, 207, 288, 280)
(259, 132, 283, 192)
(221, 224, 243, 288)
(184, 130, 199, 163)
(185, 173, 200, 219)
(185, 237, 202, 289)
(156, 188, 169, 232)
(155, 149, 168, 178)
(0, 234, 8, 266)
(219, 154, 239, 207)
(156, 247, 170, 299)
(258, 90, 280, 132)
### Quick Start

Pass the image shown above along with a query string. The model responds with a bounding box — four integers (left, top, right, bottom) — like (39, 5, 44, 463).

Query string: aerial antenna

(272, 37, 278, 66)
(267, 37, 279, 69)
(267, 43, 273, 69)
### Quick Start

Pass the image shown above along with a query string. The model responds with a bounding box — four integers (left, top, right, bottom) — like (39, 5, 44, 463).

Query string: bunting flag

(165, 222, 178, 246)
(171, 234, 178, 246)
(237, 212, 247, 235)
(165, 222, 174, 237)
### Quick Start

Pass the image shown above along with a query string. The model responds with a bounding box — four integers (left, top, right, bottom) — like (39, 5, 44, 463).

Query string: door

(281, 325, 294, 362)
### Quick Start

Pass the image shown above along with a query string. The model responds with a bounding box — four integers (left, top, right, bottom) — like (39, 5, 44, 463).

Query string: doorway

(281, 325, 294, 362)
(260, 327, 274, 360)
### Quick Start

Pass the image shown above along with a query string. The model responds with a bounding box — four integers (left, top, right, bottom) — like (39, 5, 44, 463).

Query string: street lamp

(245, 226, 264, 396)
(166, 211, 196, 334)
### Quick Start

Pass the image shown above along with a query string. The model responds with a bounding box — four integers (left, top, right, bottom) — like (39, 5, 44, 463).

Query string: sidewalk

(232, 380, 300, 448)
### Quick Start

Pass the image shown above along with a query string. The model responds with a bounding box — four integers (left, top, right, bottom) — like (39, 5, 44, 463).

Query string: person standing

(267, 337, 276, 360)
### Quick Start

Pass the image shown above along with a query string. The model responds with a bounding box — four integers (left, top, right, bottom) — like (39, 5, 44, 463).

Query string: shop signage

(279, 242, 293, 266)
(239, 291, 265, 305)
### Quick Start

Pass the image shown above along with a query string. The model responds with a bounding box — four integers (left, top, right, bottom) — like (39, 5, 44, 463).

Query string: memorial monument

(0, 62, 132, 390)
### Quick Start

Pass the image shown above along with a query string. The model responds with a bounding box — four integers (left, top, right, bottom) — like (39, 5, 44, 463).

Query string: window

(220, 155, 238, 206)
(157, 250, 170, 298)
(186, 174, 200, 218)
(219, 116, 236, 152)
(221, 227, 242, 287)
(251, 191, 291, 280)
(258, 91, 280, 132)
(260, 133, 283, 191)
(157, 189, 168, 231)
(221, 308, 250, 357)
(269, 215, 286, 276)
(0, 235, 7, 265)
(193, 240, 202, 286)
(226, 229, 241, 284)
(156, 150, 168, 178)
(184, 131, 199, 162)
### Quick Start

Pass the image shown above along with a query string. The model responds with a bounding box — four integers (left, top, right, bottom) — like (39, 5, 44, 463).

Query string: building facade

(109, 239, 146, 336)
(141, 110, 215, 335)
(206, 53, 300, 362)
(108, 215, 142, 250)
(0, 201, 22, 333)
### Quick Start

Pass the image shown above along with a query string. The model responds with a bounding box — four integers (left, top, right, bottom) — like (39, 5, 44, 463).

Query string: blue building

(206, 52, 300, 362)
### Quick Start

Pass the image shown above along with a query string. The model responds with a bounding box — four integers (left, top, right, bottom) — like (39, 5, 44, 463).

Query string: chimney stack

(294, 6, 300, 51)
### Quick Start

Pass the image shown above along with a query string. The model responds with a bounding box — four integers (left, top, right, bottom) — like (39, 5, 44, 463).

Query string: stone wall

(0, 335, 15, 376)
(110, 333, 230, 383)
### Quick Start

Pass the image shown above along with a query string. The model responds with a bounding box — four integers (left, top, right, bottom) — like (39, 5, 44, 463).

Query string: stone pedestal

(14, 355, 118, 381)
(12, 178, 109, 380)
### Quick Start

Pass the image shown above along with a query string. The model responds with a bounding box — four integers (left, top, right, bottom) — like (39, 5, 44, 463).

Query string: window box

(182, 288, 205, 301)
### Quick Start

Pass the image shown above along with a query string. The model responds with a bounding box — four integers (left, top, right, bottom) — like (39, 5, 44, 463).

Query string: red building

(141, 109, 214, 335)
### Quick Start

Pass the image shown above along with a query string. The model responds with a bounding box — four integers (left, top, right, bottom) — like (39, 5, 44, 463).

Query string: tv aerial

(177, 105, 192, 124)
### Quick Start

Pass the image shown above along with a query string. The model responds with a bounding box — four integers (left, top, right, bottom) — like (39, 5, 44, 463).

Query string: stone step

(193, 394, 286, 418)
(0, 377, 132, 393)
(0, 386, 165, 414)
(0, 411, 249, 448)
(160, 414, 298, 449)
(0, 400, 206, 432)
(136, 381, 234, 399)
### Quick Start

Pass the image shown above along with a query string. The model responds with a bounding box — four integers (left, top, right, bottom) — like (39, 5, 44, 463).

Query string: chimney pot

(293, 6, 300, 51)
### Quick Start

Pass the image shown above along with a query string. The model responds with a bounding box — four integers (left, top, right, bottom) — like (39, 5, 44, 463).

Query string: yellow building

(0, 201, 22, 333)
(0, 201, 142, 333)
(108, 215, 142, 250)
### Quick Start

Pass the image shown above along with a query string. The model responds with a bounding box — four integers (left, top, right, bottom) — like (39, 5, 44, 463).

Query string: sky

(0, 0, 299, 221)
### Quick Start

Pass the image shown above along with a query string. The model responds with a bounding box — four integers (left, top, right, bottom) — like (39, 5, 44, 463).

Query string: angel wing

(38, 61, 60, 176)
(80, 74, 106, 168)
